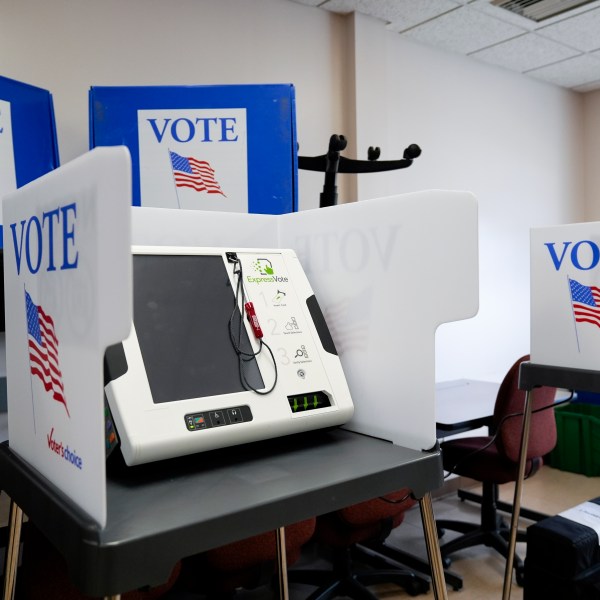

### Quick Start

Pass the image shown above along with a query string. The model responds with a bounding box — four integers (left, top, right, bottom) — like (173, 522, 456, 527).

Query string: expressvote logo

(254, 258, 274, 276)
(9, 202, 84, 470)
(137, 108, 248, 212)
(246, 258, 289, 284)
(545, 239, 600, 333)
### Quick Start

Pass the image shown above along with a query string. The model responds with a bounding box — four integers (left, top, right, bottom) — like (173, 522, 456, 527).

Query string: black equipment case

(525, 497, 600, 599)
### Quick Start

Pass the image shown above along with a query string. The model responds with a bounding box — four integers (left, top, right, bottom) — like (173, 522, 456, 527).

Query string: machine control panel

(185, 405, 253, 432)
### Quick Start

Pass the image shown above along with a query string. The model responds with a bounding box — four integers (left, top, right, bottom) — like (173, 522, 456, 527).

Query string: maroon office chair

(178, 517, 317, 598)
(437, 355, 557, 586)
(288, 488, 430, 599)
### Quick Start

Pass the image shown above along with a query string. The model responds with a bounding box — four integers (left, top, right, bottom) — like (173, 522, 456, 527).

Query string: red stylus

(244, 302, 264, 339)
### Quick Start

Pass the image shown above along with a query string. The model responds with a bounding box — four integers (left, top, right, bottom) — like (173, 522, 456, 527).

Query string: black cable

(378, 490, 413, 505)
(227, 256, 278, 395)
(442, 391, 574, 479)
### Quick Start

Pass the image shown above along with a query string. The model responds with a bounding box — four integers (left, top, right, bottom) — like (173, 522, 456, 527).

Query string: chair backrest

(492, 355, 557, 463)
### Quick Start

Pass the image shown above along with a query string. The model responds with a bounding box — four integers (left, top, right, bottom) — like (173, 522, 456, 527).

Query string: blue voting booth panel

(0, 75, 60, 248)
(89, 84, 298, 215)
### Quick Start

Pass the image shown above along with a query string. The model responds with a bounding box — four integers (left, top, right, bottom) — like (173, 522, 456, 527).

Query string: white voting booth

(3, 146, 478, 527)
(132, 192, 479, 453)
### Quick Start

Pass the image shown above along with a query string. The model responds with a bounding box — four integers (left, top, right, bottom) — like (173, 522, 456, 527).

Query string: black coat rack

(298, 134, 422, 208)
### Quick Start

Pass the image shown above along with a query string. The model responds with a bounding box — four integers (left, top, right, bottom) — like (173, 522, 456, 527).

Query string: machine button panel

(185, 405, 253, 431)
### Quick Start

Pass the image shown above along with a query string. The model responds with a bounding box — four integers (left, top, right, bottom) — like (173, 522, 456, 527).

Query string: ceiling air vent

(491, 0, 596, 22)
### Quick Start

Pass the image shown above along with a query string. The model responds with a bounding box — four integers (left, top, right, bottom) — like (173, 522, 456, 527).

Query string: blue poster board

(89, 84, 297, 214)
(0, 75, 60, 248)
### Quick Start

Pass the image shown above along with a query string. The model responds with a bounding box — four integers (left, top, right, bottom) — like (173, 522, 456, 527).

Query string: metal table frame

(0, 428, 451, 600)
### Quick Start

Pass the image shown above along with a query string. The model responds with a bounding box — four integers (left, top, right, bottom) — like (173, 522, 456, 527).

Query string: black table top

(519, 361, 600, 394)
(0, 428, 443, 597)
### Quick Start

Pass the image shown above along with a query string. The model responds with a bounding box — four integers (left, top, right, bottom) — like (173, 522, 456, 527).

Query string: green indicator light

(288, 392, 330, 414)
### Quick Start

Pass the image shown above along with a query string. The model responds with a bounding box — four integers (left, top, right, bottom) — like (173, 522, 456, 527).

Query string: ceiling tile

(537, 7, 600, 52)
(527, 53, 600, 88)
(287, 0, 324, 6)
(320, 0, 460, 27)
(318, 0, 359, 13)
(380, 1, 462, 33)
(471, 32, 581, 72)
(572, 79, 600, 92)
(401, 5, 526, 55)
(286, 0, 600, 91)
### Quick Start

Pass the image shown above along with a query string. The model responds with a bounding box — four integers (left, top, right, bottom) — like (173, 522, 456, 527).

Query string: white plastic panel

(3, 147, 132, 526)
(279, 190, 479, 451)
(531, 222, 600, 371)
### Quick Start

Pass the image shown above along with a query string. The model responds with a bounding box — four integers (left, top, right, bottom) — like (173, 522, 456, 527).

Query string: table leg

(502, 389, 533, 600)
(419, 493, 448, 600)
(3, 498, 24, 600)
(275, 526, 289, 600)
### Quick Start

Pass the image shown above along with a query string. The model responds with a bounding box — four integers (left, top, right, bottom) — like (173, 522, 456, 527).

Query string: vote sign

(90, 84, 298, 215)
(137, 108, 248, 212)
(531, 223, 600, 371)
(3, 147, 132, 527)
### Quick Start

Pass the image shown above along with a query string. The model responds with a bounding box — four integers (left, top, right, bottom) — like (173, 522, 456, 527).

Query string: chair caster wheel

(515, 566, 525, 587)
(404, 582, 429, 596)
(442, 556, 452, 569)
(406, 578, 430, 597)
(437, 527, 446, 538)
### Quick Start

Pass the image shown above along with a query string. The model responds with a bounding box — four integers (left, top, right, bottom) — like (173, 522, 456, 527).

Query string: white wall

(0, 1, 590, 384)
(350, 13, 585, 382)
(0, 0, 350, 211)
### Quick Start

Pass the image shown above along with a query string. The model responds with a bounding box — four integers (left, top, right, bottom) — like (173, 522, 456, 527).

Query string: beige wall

(583, 89, 600, 221)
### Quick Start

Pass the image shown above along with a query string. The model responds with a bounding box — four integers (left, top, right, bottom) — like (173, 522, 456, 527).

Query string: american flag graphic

(169, 151, 226, 196)
(25, 291, 69, 417)
(569, 278, 600, 329)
